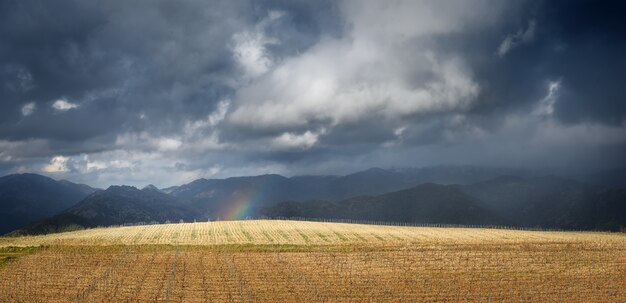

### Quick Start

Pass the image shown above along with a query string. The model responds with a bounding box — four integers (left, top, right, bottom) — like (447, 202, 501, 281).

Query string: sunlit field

(1, 220, 625, 302)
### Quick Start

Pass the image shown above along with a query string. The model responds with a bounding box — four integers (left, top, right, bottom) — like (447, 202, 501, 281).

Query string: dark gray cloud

(0, 0, 624, 187)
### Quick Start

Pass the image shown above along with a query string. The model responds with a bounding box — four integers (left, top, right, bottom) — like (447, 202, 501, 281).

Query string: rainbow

(218, 184, 273, 220)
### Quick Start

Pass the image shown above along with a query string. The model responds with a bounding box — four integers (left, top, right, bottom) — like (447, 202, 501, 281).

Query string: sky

(1, 0, 625, 188)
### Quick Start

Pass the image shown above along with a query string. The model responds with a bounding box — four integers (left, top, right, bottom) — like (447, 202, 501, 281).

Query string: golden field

(0, 220, 625, 302)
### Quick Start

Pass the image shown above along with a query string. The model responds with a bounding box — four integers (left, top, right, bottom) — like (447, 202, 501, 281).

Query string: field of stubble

(0, 220, 624, 302)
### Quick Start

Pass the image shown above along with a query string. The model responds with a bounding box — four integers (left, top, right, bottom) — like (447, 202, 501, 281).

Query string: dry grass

(0, 220, 625, 302)
(1, 220, 624, 247)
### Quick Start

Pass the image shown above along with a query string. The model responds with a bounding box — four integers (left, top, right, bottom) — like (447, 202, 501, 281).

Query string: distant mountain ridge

(14, 185, 200, 235)
(0, 173, 98, 234)
(3, 166, 626, 235)
(263, 183, 506, 226)
(461, 175, 626, 230)
(264, 175, 626, 231)
(167, 166, 526, 219)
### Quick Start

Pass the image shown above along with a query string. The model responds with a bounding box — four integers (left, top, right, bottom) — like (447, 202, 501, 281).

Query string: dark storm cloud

(0, 0, 624, 187)
(421, 0, 626, 126)
(484, 0, 625, 125)
(0, 0, 339, 141)
(541, 1, 626, 125)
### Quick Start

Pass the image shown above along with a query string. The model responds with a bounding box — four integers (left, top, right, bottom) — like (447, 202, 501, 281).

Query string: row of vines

(0, 241, 624, 302)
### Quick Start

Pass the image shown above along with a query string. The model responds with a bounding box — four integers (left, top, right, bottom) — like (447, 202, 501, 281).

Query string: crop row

(0, 242, 624, 302)
(2, 220, 624, 247)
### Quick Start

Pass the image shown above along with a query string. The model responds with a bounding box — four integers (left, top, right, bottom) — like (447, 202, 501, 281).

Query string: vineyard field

(0, 220, 625, 302)
(1, 220, 624, 247)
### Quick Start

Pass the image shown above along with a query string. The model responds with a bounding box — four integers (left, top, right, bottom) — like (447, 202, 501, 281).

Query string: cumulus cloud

(21, 102, 36, 116)
(42, 156, 70, 173)
(40, 150, 227, 188)
(52, 99, 79, 111)
(229, 1, 486, 132)
(208, 101, 230, 127)
(2, 64, 33, 92)
(114, 132, 184, 152)
(272, 130, 324, 150)
(232, 11, 285, 78)
(0, 0, 625, 186)
(232, 54, 480, 130)
(383, 126, 407, 148)
(85, 158, 107, 171)
(185, 100, 230, 135)
(534, 80, 561, 116)
(156, 137, 182, 151)
(497, 20, 536, 57)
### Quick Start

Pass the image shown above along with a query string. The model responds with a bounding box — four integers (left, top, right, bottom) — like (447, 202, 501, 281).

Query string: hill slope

(15, 185, 200, 235)
(169, 167, 519, 219)
(264, 183, 506, 225)
(462, 176, 626, 230)
(0, 173, 97, 234)
(2, 220, 623, 247)
(1, 220, 624, 303)
(8, 169, 625, 234)
(0, 166, 530, 234)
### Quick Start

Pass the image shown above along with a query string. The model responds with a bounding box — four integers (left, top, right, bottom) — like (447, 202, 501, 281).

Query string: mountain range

(2, 166, 625, 235)
(163, 166, 530, 218)
(0, 173, 97, 234)
(461, 175, 626, 230)
(19, 185, 198, 235)
(263, 183, 507, 226)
